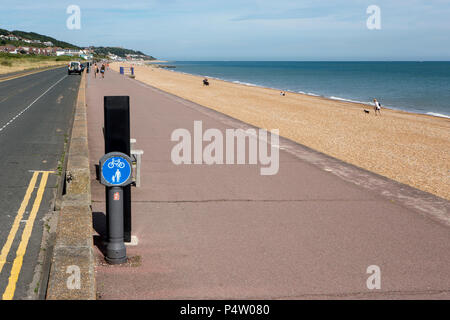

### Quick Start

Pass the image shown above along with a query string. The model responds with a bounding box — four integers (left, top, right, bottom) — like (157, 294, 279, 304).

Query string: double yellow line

(0, 171, 52, 300)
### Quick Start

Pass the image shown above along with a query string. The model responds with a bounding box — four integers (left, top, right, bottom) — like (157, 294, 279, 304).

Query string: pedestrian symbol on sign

(112, 169, 122, 183)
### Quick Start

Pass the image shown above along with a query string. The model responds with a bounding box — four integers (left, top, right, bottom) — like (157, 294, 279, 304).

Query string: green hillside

(92, 46, 155, 59)
(0, 28, 157, 60)
(0, 28, 79, 49)
(0, 39, 46, 48)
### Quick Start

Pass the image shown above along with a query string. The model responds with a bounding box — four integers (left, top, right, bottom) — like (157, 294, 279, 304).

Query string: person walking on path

(374, 98, 382, 116)
(101, 63, 106, 79)
(94, 63, 98, 79)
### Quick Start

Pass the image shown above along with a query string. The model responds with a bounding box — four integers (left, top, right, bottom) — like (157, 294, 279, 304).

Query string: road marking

(0, 172, 39, 275)
(0, 75, 67, 134)
(1, 171, 51, 300)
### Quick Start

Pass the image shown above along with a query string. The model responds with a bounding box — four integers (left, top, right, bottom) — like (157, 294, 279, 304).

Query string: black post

(105, 187, 127, 264)
(104, 96, 132, 242)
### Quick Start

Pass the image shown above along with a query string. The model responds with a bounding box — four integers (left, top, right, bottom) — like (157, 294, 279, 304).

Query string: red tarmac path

(86, 68, 450, 299)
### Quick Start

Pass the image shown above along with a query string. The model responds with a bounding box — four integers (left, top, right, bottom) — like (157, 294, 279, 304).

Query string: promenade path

(86, 68, 450, 299)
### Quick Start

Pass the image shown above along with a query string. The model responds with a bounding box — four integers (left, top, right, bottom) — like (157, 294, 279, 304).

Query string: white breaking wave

(426, 112, 450, 119)
(232, 80, 258, 87)
(298, 91, 320, 97)
(330, 96, 373, 105)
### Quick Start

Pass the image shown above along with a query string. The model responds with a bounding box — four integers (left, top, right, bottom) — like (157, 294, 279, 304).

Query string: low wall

(46, 72, 96, 300)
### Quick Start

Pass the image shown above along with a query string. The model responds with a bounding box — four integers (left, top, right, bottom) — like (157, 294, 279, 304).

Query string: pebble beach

(111, 62, 450, 200)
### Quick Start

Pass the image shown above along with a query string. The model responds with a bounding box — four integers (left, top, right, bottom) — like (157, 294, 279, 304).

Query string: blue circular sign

(101, 155, 132, 186)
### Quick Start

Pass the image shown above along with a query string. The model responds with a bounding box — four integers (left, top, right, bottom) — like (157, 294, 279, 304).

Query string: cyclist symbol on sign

(108, 158, 125, 169)
(112, 169, 121, 183)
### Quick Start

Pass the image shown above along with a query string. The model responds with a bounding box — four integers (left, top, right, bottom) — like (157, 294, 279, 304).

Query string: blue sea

(164, 61, 450, 118)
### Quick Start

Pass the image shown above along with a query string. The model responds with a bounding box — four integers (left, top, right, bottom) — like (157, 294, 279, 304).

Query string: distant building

(43, 41, 53, 46)
(43, 47, 53, 55)
(56, 48, 85, 56)
(17, 46, 30, 54)
(7, 34, 19, 41)
(107, 53, 120, 60)
(6, 45, 18, 54)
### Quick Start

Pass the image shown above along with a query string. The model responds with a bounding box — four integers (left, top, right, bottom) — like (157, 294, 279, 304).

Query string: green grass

(0, 52, 80, 73)
(57, 134, 69, 176)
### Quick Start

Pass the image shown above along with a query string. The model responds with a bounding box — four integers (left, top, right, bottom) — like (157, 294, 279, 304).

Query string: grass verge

(0, 52, 81, 75)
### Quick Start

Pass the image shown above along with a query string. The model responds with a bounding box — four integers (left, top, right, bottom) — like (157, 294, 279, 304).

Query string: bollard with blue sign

(99, 152, 134, 264)
(103, 96, 132, 243)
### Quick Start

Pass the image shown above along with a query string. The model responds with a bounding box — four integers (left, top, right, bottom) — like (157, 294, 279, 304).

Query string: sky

(1, 0, 450, 60)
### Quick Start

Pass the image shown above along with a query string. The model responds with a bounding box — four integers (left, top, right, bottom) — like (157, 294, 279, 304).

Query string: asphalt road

(0, 67, 80, 299)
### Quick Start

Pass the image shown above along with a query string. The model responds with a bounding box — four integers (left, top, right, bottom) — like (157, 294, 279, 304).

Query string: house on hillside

(43, 41, 53, 46)
(17, 46, 30, 54)
(56, 48, 84, 56)
(44, 47, 54, 55)
(51, 47, 61, 54)
(55, 49, 66, 56)
(7, 34, 19, 41)
(107, 53, 119, 60)
(5, 45, 18, 53)
(31, 47, 42, 54)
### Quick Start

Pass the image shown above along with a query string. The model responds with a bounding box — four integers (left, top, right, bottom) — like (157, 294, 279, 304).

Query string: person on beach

(101, 64, 105, 79)
(374, 98, 381, 116)
(203, 78, 209, 86)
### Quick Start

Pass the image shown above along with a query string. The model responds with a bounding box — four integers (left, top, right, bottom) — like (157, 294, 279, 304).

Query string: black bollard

(105, 187, 127, 264)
